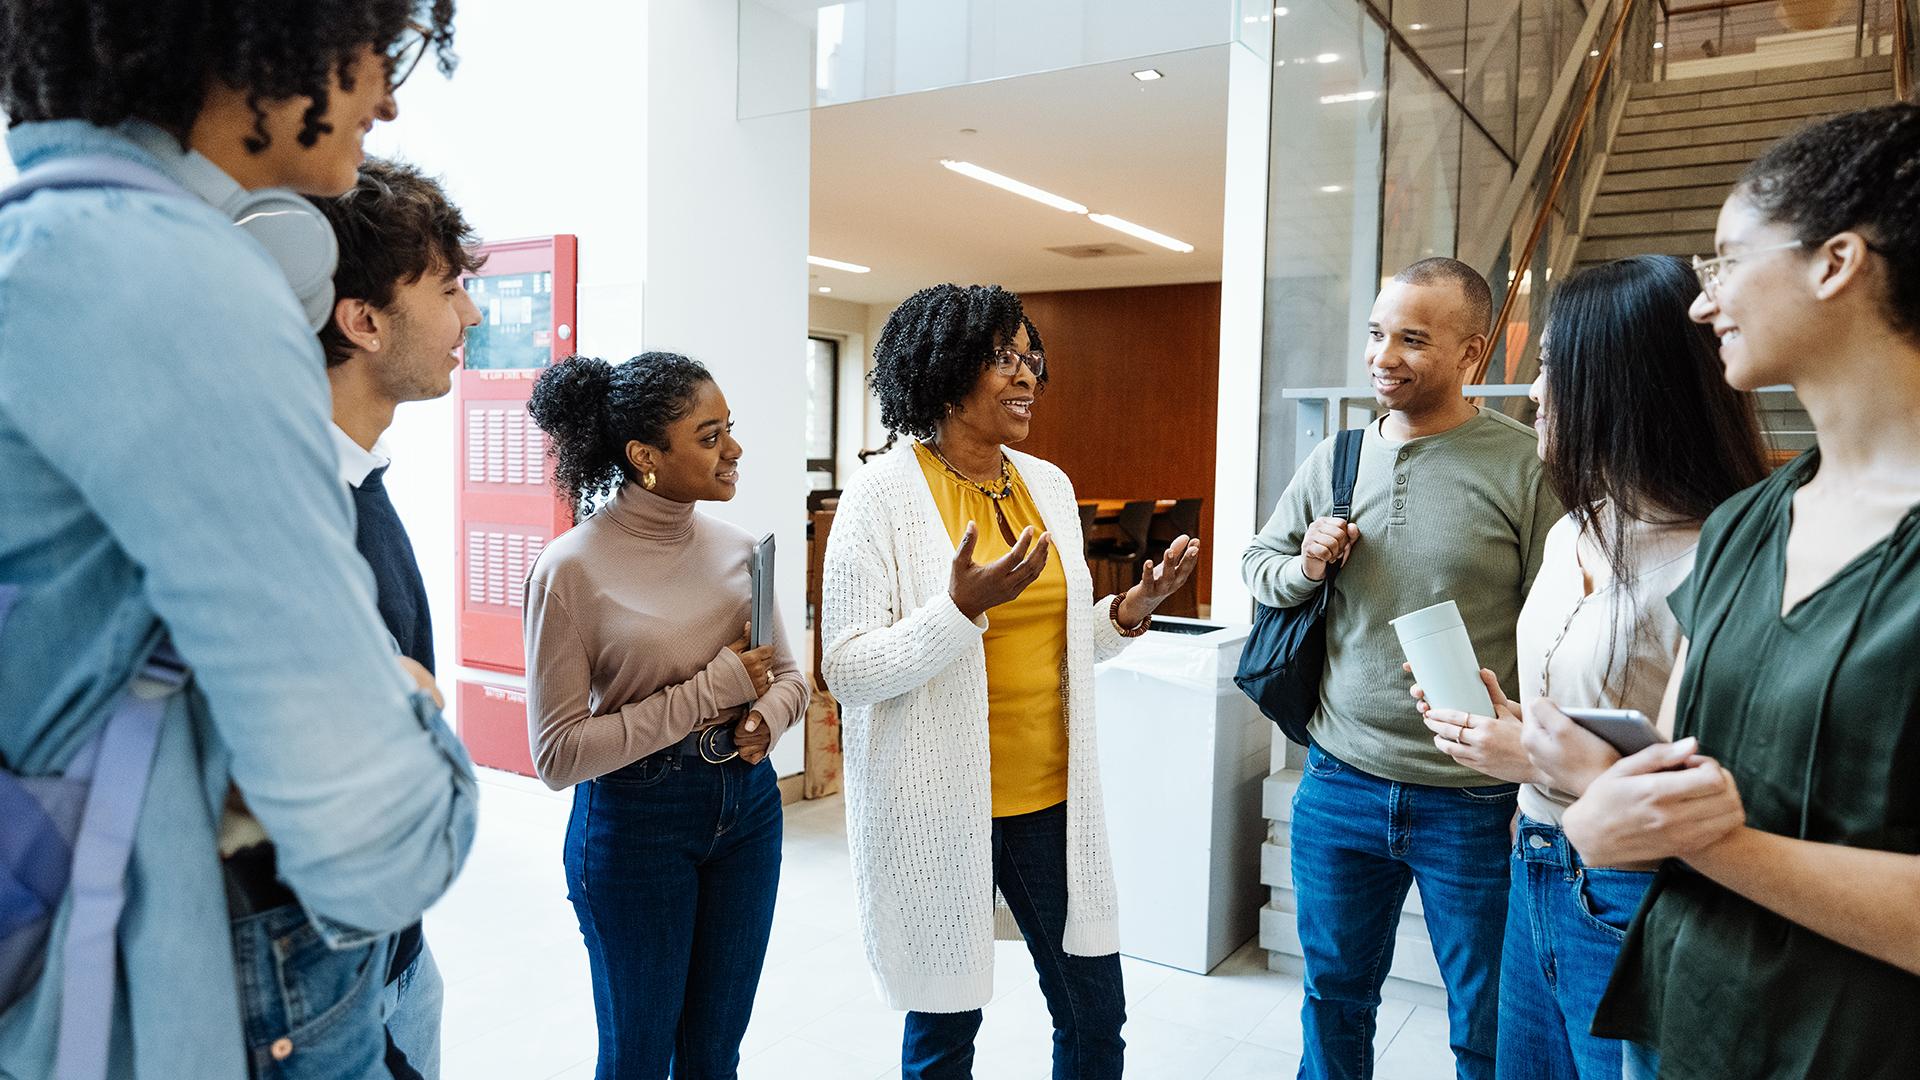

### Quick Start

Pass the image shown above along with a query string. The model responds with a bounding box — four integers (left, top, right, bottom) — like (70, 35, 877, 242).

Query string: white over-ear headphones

(170, 151, 339, 332)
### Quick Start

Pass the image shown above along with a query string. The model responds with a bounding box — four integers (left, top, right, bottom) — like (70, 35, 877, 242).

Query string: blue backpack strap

(1330, 428, 1364, 519)
(0, 155, 185, 212)
(51, 644, 185, 1080)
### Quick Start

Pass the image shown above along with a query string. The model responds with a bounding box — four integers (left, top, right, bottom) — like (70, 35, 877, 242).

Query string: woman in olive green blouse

(1523, 103, 1920, 1080)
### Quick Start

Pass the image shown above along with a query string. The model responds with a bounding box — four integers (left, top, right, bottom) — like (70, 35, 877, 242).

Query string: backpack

(0, 156, 197, 1080)
(1234, 428, 1363, 746)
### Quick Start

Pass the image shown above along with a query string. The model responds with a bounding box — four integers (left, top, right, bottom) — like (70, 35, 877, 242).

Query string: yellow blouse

(913, 441, 1069, 817)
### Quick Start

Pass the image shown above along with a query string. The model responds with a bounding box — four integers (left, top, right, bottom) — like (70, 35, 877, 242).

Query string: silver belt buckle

(698, 726, 740, 764)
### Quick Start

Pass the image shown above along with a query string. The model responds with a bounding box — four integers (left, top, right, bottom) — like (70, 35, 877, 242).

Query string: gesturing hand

(949, 522, 1052, 622)
(1114, 535, 1202, 628)
(726, 622, 775, 697)
(734, 710, 772, 765)
(1301, 516, 1360, 582)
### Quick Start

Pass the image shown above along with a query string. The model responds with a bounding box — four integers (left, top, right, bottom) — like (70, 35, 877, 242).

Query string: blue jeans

(564, 752, 783, 1080)
(231, 903, 398, 1079)
(1291, 743, 1516, 1080)
(901, 802, 1126, 1080)
(1497, 816, 1654, 1080)
(382, 941, 443, 1078)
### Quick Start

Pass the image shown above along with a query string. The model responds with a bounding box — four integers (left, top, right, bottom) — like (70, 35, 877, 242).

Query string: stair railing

(1471, 0, 1640, 385)
(1898, 0, 1916, 99)
(1657, 0, 1903, 70)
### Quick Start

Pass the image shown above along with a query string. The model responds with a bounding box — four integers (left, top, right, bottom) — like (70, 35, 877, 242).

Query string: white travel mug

(1390, 600, 1495, 717)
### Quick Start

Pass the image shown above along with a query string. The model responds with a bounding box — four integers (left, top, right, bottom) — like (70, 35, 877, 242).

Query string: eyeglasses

(1691, 239, 1805, 299)
(990, 346, 1046, 380)
(386, 21, 432, 93)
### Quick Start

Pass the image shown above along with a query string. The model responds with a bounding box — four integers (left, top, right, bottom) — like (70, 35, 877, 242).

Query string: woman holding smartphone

(1413, 255, 1766, 1079)
(523, 352, 808, 1079)
(1527, 103, 1920, 1080)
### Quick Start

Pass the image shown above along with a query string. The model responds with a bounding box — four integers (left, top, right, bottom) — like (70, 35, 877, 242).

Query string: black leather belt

(672, 724, 739, 764)
(222, 842, 297, 917)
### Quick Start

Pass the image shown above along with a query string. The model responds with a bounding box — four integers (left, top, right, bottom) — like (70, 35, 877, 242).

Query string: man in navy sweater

(312, 158, 483, 1079)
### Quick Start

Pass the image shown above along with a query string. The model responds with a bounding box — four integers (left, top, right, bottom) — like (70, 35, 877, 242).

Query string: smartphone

(1561, 707, 1666, 757)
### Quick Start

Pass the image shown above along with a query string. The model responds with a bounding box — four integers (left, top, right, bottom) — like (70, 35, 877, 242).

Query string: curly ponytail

(528, 352, 713, 519)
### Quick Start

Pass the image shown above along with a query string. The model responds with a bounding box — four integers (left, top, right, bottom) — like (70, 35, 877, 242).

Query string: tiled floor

(428, 769, 1455, 1080)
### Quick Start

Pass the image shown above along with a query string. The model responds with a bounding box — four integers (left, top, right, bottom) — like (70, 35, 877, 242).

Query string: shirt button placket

(1392, 449, 1411, 525)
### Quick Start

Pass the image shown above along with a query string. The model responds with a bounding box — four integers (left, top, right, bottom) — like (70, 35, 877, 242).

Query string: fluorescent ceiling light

(807, 255, 871, 273)
(1131, 68, 1163, 81)
(940, 159, 1088, 214)
(1315, 52, 1340, 64)
(817, 286, 832, 293)
(1410, 22, 1426, 30)
(1319, 90, 1379, 104)
(1088, 213, 1194, 253)
(1274, 5, 1290, 14)
(1590, 49, 1600, 57)
(1319, 185, 1344, 193)
(1653, 41, 1665, 49)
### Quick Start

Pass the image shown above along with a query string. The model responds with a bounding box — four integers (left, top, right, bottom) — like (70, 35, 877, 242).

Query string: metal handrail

(1472, 0, 1638, 385)
(1898, 0, 1915, 99)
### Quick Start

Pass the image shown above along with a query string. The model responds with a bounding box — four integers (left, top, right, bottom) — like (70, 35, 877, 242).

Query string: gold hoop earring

(643, 471, 657, 491)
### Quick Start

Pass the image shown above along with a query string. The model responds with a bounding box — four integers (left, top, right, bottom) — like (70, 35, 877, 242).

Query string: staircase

(1576, 54, 1897, 271)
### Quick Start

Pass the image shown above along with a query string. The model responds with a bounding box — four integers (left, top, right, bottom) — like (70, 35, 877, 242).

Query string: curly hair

(0, 0, 458, 153)
(526, 353, 713, 521)
(1736, 102, 1920, 340)
(867, 283, 1045, 448)
(310, 157, 485, 367)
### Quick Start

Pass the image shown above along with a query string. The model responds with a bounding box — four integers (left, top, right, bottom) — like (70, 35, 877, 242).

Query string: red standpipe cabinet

(454, 235, 578, 778)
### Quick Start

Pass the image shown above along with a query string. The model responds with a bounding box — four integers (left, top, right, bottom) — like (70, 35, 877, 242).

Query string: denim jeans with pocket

(901, 801, 1126, 1080)
(1497, 815, 1654, 1080)
(1290, 742, 1516, 1080)
(564, 751, 783, 1080)
(381, 939, 443, 1078)
(231, 902, 398, 1079)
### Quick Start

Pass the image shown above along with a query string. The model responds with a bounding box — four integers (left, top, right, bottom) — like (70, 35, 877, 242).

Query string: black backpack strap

(1330, 427, 1364, 519)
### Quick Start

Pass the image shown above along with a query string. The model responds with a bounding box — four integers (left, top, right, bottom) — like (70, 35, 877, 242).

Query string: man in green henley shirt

(1243, 258, 1559, 1080)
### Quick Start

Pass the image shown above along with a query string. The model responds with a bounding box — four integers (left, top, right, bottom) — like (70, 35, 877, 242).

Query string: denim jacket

(0, 120, 478, 1079)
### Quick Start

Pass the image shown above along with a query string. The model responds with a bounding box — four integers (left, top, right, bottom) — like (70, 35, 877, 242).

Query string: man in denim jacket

(0, 4, 477, 1078)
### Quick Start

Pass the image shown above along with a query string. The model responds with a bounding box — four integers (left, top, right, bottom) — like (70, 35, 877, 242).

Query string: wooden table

(1079, 498, 1177, 523)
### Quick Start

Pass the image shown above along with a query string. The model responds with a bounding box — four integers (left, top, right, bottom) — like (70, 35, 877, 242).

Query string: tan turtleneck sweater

(522, 482, 808, 789)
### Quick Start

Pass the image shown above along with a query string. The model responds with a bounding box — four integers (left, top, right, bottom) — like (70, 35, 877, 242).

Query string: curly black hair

(527, 353, 714, 521)
(867, 284, 1045, 449)
(0, 0, 458, 153)
(1736, 102, 1920, 340)
(310, 157, 485, 367)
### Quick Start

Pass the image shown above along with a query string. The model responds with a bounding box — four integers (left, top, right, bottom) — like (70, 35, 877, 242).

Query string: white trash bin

(1093, 616, 1270, 974)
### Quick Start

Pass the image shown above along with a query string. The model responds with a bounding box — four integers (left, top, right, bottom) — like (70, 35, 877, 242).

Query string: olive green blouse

(1593, 452, 1920, 1079)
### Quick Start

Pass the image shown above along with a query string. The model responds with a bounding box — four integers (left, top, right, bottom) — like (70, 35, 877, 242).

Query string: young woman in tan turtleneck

(523, 352, 807, 1080)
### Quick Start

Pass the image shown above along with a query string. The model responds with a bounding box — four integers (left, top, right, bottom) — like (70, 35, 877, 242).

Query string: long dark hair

(1542, 256, 1768, 684)
(526, 352, 712, 521)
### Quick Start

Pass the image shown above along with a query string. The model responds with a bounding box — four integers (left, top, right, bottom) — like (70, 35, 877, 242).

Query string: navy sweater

(352, 464, 435, 674)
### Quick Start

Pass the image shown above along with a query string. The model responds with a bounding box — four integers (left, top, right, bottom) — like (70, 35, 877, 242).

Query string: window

(806, 336, 839, 490)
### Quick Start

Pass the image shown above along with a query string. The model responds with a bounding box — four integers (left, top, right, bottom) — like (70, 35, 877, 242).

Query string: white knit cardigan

(821, 442, 1135, 1013)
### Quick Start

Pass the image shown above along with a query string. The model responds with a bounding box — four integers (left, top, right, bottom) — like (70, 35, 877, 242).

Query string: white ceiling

(808, 46, 1229, 306)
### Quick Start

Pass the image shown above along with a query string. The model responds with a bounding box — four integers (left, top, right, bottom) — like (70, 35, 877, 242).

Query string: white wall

(366, 0, 812, 777)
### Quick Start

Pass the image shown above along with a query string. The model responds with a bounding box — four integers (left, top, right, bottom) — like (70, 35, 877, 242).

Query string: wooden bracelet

(1110, 593, 1152, 637)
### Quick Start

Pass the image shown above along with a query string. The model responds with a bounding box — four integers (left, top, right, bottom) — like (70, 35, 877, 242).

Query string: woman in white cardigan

(822, 284, 1200, 1080)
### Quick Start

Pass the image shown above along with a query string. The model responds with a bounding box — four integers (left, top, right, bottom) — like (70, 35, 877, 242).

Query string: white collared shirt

(329, 423, 392, 489)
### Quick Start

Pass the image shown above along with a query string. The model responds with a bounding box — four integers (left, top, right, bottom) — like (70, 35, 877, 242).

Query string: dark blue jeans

(563, 752, 783, 1080)
(901, 802, 1126, 1080)
(1497, 815, 1654, 1080)
(1290, 742, 1516, 1080)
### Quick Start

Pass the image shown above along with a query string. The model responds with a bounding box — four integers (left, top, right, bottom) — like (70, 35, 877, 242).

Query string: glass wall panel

(1257, 0, 1387, 509)
(1465, 0, 1522, 154)
(1393, 0, 1468, 96)
(1381, 45, 1461, 273)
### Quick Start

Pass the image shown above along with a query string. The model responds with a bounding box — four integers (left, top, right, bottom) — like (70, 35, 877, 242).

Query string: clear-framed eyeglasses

(1691, 239, 1805, 299)
(990, 346, 1046, 380)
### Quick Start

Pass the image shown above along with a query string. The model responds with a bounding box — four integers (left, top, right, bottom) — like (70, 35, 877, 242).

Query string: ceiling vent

(1045, 242, 1145, 259)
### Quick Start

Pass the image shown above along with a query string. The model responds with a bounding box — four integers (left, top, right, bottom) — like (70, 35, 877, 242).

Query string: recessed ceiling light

(817, 286, 832, 293)
(1088, 213, 1194, 254)
(1410, 22, 1425, 29)
(1319, 90, 1379, 104)
(1274, 5, 1290, 14)
(1132, 69, 1163, 82)
(1319, 185, 1344, 193)
(940, 159, 1089, 215)
(1590, 49, 1601, 57)
(1653, 41, 1665, 49)
(808, 255, 871, 274)
(1315, 52, 1340, 64)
